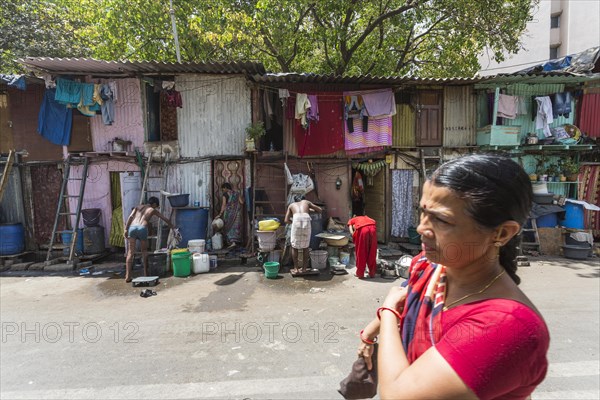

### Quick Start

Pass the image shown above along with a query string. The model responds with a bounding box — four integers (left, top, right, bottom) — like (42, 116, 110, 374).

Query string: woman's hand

(358, 341, 376, 370)
(382, 286, 408, 311)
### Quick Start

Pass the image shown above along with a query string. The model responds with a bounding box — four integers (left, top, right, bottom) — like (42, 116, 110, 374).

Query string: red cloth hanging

(577, 93, 600, 138)
(291, 92, 344, 156)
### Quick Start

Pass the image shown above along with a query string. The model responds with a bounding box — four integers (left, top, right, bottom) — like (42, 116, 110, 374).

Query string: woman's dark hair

(430, 153, 532, 284)
(221, 182, 232, 190)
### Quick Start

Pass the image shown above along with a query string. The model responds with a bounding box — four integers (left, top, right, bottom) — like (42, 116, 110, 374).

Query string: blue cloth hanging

(38, 88, 72, 146)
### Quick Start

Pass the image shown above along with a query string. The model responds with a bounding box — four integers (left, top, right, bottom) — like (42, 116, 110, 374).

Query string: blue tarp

(0, 74, 26, 90)
(37, 88, 72, 146)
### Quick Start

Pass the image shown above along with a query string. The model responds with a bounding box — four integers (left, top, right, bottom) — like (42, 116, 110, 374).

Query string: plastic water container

(310, 250, 328, 270)
(172, 251, 191, 277)
(209, 255, 218, 270)
(212, 233, 223, 250)
(256, 230, 277, 251)
(267, 250, 282, 263)
(339, 251, 350, 265)
(188, 239, 206, 253)
(193, 253, 210, 273)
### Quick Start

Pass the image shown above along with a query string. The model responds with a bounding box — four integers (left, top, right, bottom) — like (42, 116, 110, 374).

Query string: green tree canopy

(1, 0, 534, 77)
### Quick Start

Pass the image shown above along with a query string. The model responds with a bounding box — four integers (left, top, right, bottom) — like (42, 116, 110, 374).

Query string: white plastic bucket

(209, 255, 218, 270)
(188, 239, 206, 253)
(267, 249, 282, 263)
(256, 230, 277, 251)
(211, 233, 223, 250)
(339, 251, 350, 265)
(193, 253, 210, 273)
(310, 250, 328, 270)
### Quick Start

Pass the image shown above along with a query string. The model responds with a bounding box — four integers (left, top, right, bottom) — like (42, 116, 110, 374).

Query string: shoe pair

(140, 289, 157, 298)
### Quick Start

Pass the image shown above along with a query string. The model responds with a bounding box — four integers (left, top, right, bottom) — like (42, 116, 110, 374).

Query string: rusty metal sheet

(443, 86, 476, 147)
(30, 164, 63, 244)
(392, 104, 416, 147)
(8, 85, 63, 161)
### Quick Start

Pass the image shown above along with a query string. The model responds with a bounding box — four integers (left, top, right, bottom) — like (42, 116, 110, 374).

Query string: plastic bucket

(188, 239, 206, 253)
(61, 228, 84, 255)
(148, 253, 167, 277)
(257, 230, 277, 251)
(209, 255, 218, 270)
(264, 261, 280, 279)
(328, 256, 340, 267)
(172, 251, 191, 277)
(560, 202, 585, 229)
(193, 253, 210, 273)
(339, 251, 350, 265)
(310, 250, 328, 270)
(82, 208, 101, 227)
(267, 250, 281, 263)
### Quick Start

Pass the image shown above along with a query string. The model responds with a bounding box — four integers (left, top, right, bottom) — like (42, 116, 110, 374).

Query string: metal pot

(526, 134, 539, 145)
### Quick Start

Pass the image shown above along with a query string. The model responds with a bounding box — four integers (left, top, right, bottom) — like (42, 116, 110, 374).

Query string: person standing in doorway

(215, 182, 244, 249)
(284, 196, 322, 274)
(348, 215, 377, 278)
(124, 197, 175, 283)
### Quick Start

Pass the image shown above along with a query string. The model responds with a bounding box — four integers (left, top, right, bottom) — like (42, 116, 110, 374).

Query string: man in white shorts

(284, 196, 322, 274)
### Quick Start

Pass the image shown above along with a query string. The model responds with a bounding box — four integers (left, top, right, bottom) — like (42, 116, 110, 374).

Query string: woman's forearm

(378, 312, 410, 398)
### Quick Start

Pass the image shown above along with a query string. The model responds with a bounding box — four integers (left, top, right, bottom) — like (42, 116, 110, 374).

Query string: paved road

(1, 256, 598, 399)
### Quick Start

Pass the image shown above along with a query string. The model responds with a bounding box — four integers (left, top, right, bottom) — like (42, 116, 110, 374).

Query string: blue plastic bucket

(560, 203, 584, 229)
(61, 228, 84, 255)
(536, 213, 558, 228)
(0, 223, 25, 255)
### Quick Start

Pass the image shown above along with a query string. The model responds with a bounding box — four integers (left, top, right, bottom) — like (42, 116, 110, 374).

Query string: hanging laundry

(164, 90, 183, 108)
(344, 95, 368, 133)
(100, 84, 115, 125)
(278, 89, 290, 106)
(42, 73, 56, 89)
(552, 92, 572, 118)
(0, 74, 26, 90)
(307, 94, 319, 122)
(162, 81, 175, 90)
(38, 88, 72, 146)
(262, 89, 274, 130)
(516, 96, 528, 115)
(535, 96, 554, 137)
(361, 89, 396, 117)
(92, 84, 104, 106)
(55, 78, 82, 106)
(77, 82, 100, 117)
(497, 94, 519, 119)
(108, 81, 118, 103)
(295, 93, 311, 129)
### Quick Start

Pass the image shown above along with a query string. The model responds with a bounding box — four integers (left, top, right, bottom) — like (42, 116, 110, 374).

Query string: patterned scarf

(401, 253, 447, 363)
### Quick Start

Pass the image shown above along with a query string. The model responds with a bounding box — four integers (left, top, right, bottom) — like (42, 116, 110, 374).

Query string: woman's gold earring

(494, 242, 501, 258)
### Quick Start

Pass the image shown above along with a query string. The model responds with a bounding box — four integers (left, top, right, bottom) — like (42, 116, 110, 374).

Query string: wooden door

(363, 166, 386, 243)
(0, 93, 13, 152)
(416, 91, 443, 146)
(68, 113, 93, 153)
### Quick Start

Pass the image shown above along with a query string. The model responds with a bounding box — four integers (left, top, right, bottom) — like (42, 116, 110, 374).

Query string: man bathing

(284, 196, 322, 274)
(124, 197, 175, 282)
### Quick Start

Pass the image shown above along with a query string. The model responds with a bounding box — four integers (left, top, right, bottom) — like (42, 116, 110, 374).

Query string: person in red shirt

(348, 215, 378, 278)
(357, 154, 549, 399)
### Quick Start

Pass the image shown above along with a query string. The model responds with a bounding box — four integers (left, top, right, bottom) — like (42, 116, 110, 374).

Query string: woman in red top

(348, 215, 377, 278)
(358, 154, 549, 399)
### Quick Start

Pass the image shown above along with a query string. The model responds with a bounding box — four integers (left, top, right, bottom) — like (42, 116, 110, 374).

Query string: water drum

(211, 233, 223, 250)
(310, 250, 328, 270)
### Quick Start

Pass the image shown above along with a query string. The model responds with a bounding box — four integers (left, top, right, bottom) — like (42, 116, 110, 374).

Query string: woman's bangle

(377, 307, 402, 321)
(359, 329, 377, 345)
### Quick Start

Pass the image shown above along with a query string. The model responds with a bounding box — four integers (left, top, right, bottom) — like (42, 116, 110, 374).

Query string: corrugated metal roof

(19, 57, 266, 76)
(253, 73, 481, 86)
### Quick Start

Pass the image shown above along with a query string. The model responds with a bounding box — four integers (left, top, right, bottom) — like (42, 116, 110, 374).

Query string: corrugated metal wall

(392, 104, 416, 147)
(0, 163, 25, 225)
(176, 75, 250, 157)
(443, 86, 476, 147)
(163, 161, 212, 212)
(89, 78, 145, 152)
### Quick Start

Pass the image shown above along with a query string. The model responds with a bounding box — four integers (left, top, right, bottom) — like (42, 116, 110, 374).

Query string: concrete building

(478, 0, 600, 76)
